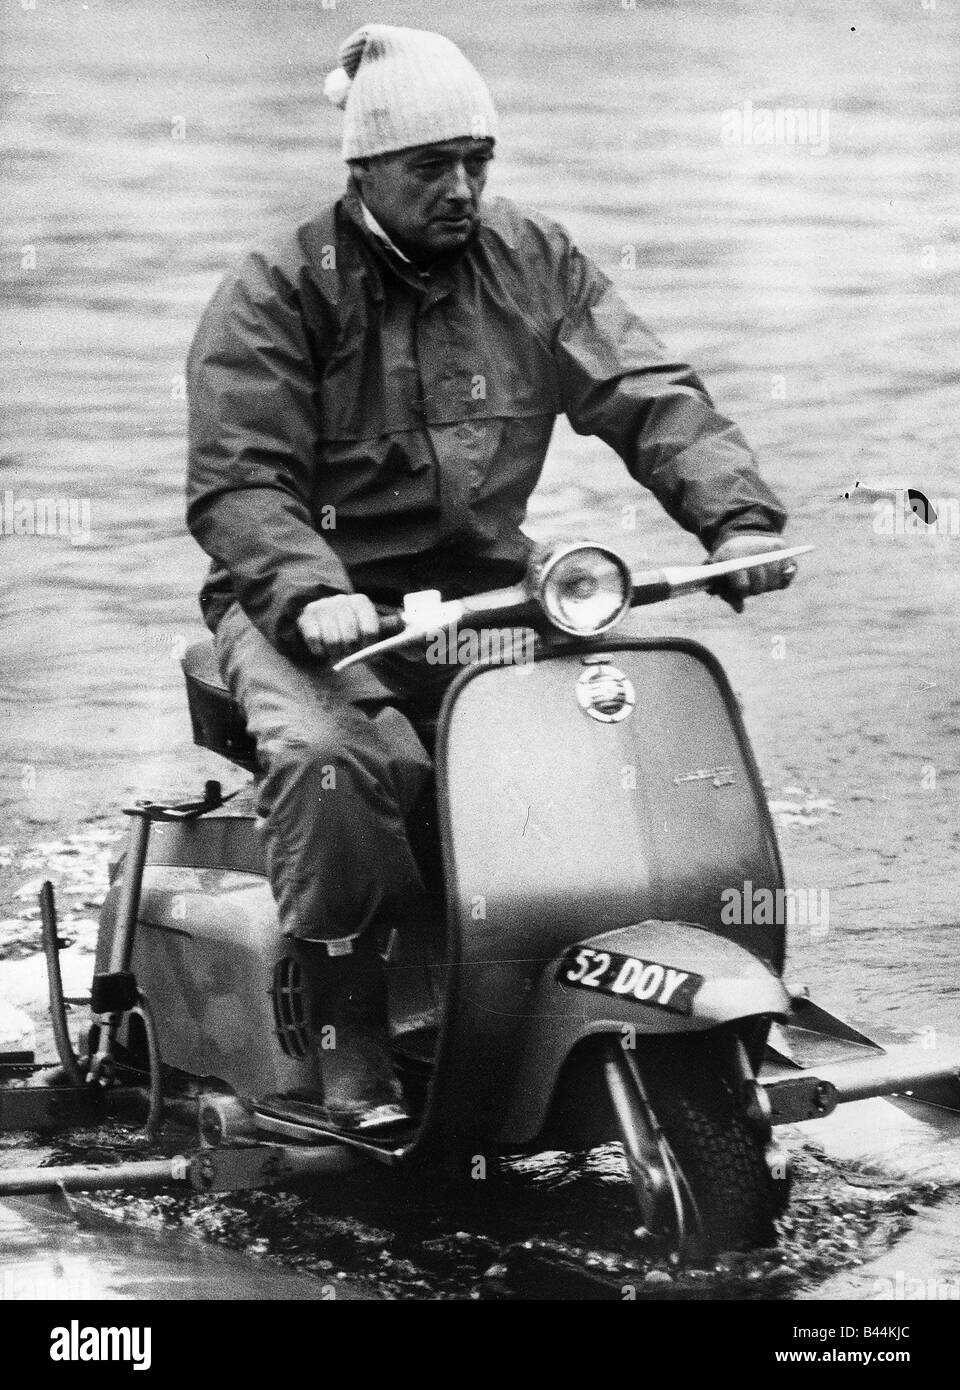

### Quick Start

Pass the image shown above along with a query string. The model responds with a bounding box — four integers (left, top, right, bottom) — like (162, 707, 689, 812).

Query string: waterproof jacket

(186, 184, 786, 657)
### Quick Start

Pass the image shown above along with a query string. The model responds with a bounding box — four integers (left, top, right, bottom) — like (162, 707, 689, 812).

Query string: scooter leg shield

(427, 640, 787, 1153)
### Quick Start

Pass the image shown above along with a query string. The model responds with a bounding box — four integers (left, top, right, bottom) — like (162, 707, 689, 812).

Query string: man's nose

(446, 163, 473, 204)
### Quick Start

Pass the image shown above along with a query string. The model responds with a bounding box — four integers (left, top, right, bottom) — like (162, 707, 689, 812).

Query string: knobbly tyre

(2, 540, 959, 1267)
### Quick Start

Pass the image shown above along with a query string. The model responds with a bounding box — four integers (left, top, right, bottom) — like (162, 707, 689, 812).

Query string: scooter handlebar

(332, 544, 813, 672)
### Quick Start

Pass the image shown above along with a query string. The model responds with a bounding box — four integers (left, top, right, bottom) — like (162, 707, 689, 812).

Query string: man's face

(353, 137, 494, 262)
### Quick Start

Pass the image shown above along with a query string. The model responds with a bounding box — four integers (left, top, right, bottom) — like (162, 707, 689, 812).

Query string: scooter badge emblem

(576, 662, 635, 723)
(673, 765, 736, 788)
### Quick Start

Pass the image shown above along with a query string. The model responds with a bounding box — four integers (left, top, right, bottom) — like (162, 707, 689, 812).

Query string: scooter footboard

(497, 920, 790, 1146)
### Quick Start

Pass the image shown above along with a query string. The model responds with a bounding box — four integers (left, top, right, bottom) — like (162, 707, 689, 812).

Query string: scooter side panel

(98, 867, 317, 1101)
(423, 638, 785, 1148)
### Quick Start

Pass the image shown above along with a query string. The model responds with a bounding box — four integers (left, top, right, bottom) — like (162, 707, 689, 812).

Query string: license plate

(558, 946, 703, 1015)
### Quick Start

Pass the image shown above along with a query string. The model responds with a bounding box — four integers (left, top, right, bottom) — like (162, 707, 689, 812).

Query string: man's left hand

(707, 534, 798, 613)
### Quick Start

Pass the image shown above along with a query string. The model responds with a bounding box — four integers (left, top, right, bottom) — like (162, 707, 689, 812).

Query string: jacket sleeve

(553, 239, 787, 550)
(186, 251, 352, 656)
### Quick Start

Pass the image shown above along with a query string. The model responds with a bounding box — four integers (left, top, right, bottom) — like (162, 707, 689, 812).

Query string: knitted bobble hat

(323, 24, 497, 161)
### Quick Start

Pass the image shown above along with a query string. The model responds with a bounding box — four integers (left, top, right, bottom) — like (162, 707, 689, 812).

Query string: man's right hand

(297, 594, 382, 662)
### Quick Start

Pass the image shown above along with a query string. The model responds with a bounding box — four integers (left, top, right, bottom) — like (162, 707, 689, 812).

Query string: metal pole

(110, 811, 152, 975)
(0, 1144, 358, 1197)
(815, 1054, 960, 1106)
(0, 1156, 190, 1196)
(39, 881, 83, 1085)
(87, 810, 152, 1086)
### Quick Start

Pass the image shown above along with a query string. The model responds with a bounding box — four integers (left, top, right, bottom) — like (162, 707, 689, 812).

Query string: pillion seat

(182, 641, 258, 772)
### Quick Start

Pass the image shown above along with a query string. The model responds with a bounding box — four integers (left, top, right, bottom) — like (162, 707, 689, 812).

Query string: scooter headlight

(530, 542, 632, 636)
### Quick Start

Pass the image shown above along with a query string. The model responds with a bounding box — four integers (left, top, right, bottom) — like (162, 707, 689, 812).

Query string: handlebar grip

(377, 611, 405, 637)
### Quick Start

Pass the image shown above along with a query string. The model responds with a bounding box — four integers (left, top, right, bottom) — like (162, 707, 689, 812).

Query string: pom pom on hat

(323, 27, 376, 110)
(323, 65, 353, 109)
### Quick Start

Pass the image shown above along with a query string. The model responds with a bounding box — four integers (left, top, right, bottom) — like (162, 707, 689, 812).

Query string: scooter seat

(182, 641, 258, 772)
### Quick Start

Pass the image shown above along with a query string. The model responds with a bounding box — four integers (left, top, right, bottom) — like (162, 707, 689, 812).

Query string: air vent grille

(272, 956, 310, 1059)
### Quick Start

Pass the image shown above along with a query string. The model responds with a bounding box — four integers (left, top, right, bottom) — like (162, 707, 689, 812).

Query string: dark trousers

(214, 601, 452, 946)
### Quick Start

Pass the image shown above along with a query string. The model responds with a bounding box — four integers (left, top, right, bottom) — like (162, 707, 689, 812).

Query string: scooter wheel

(639, 1037, 784, 1257)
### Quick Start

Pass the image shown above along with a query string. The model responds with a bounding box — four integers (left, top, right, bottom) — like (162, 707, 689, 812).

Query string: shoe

(299, 935, 411, 1131)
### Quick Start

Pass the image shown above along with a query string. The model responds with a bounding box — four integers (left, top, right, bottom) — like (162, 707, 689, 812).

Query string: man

(186, 24, 794, 1132)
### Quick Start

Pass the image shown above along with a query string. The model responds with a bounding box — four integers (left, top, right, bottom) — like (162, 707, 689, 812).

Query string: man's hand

(707, 534, 798, 614)
(297, 593, 382, 662)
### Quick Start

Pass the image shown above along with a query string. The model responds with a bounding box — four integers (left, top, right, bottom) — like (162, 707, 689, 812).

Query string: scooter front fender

(498, 919, 790, 1146)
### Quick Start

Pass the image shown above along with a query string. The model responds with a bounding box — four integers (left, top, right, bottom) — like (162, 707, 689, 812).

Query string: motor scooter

(3, 539, 959, 1265)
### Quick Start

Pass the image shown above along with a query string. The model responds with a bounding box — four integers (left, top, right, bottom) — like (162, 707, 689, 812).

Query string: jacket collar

(358, 198, 413, 265)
